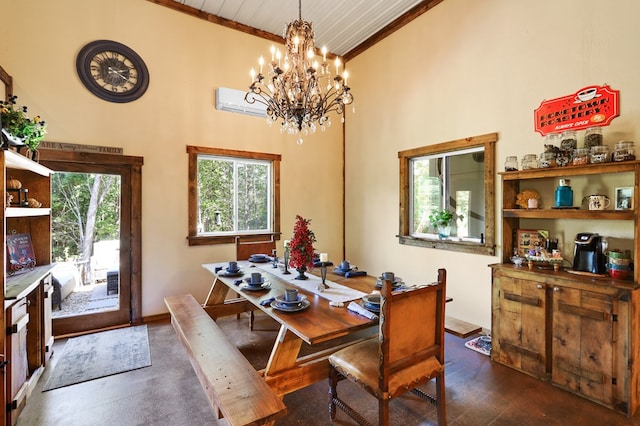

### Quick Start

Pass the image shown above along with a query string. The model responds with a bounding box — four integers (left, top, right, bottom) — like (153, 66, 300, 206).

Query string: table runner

(241, 260, 367, 304)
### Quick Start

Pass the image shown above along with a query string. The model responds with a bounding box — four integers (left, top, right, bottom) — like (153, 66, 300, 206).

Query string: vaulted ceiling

(147, 0, 444, 61)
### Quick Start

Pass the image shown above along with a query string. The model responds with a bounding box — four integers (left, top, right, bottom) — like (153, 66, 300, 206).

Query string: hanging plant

(0, 95, 47, 150)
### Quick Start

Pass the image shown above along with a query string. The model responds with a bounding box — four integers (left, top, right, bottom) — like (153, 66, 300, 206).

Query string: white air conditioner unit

(215, 87, 267, 118)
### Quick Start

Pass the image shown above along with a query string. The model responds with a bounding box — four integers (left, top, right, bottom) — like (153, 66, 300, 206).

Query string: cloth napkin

(347, 301, 378, 320)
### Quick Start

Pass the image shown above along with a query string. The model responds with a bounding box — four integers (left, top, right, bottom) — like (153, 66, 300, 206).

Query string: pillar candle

(320, 253, 328, 262)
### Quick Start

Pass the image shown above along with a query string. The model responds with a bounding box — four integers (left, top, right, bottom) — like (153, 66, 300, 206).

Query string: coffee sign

(534, 85, 619, 136)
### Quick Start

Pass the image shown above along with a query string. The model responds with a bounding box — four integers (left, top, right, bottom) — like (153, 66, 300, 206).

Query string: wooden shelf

(503, 208, 634, 220)
(3, 150, 52, 177)
(5, 207, 51, 218)
(499, 160, 638, 180)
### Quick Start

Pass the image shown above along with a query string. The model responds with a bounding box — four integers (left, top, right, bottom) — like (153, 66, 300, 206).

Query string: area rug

(43, 325, 151, 391)
(464, 335, 492, 356)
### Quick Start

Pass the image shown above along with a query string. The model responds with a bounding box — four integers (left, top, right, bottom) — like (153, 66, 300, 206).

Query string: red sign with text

(534, 85, 619, 136)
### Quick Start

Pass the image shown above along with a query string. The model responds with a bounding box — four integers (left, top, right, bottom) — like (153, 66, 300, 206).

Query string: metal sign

(534, 85, 619, 136)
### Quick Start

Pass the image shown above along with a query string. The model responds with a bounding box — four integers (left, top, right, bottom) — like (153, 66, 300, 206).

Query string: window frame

(397, 133, 497, 256)
(187, 145, 281, 246)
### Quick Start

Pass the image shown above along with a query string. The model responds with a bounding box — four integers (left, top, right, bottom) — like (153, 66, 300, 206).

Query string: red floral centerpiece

(288, 215, 316, 280)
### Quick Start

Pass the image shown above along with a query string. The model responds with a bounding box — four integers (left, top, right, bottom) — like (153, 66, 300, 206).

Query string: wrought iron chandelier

(245, 0, 354, 144)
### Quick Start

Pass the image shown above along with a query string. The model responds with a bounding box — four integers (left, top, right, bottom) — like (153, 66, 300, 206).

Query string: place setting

(374, 271, 404, 290)
(239, 272, 272, 291)
(216, 261, 244, 277)
(270, 288, 310, 312)
(333, 260, 367, 277)
(248, 253, 271, 263)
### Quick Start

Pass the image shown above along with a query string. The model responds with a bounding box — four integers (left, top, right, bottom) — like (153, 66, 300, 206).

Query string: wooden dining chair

(328, 268, 447, 426)
(235, 236, 276, 330)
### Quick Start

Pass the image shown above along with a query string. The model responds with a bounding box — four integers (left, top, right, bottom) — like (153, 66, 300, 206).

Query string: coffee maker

(573, 232, 607, 274)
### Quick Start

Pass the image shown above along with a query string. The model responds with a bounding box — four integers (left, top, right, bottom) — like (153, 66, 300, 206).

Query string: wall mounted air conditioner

(215, 87, 267, 118)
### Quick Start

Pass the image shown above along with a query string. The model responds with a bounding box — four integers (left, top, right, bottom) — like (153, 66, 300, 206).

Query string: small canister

(590, 145, 609, 163)
(555, 150, 571, 167)
(612, 141, 636, 162)
(572, 148, 590, 166)
(521, 154, 538, 170)
(560, 130, 578, 151)
(584, 127, 603, 149)
(504, 156, 518, 171)
(539, 152, 557, 168)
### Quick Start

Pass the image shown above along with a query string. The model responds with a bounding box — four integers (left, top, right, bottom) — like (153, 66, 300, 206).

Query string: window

(187, 146, 281, 246)
(398, 133, 497, 256)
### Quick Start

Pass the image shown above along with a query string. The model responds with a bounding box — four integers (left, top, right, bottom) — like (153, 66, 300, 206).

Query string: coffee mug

(576, 87, 597, 102)
(228, 261, 239, 271)
(382, 271, 395, 282)
(250, 272, 262, 284)
(285, 288, 298, 302)
(340, 260, 351, 270)
(587, 195, 610, 210)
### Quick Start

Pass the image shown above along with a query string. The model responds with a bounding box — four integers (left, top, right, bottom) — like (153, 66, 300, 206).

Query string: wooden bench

(165, 294, 287, 425)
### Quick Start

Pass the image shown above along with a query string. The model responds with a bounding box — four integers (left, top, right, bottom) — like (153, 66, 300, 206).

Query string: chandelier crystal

(245, 0, 354, 144)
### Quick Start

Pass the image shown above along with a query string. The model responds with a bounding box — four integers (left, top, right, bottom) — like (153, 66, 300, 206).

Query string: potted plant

(288, 215, 316, 280)
(1, 95, 47, 157)
(428, 209, 454, 239)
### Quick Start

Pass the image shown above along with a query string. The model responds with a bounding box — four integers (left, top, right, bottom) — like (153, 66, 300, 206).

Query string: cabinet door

(494, 275, 546, 378)
(552, 286, 614, 406)
(7, 299, 29, 401)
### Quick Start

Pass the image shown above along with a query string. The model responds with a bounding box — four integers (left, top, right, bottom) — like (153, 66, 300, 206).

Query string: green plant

(428, 209, 454, 228)
(0, 95, 47, 150)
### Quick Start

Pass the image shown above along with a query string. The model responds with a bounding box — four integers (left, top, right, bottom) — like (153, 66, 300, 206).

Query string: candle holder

(272, 249, 278, 268)
(318, 262, 329, 289)
(283, 249, 291, 274)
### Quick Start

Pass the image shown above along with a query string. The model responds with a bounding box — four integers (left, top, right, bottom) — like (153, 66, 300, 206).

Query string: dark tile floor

(17, 313, 640, 425)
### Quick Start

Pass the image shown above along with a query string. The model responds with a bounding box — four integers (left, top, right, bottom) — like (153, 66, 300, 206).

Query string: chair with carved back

(328, 268, 447, 426)
(234, 236, 276, 330)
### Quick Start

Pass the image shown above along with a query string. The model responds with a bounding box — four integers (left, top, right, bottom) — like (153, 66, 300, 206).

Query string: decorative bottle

(554, 179, 573, 208)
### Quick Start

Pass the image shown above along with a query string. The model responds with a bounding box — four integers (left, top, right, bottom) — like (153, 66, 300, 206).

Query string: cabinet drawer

(8, 298, 29, 332)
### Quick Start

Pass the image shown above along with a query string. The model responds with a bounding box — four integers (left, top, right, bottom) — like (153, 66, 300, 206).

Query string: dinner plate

(375, 277, 403, 289)
(249, 255, 271, 263)
(271, 299, 310, 312)
(333, 267, 352, 276)
(240, 282, 271, 291)
(274, 294, 307, 305)
(362, 294, 381, 306)
(359, 300, 380, 313)
(219, 270, 243, 277)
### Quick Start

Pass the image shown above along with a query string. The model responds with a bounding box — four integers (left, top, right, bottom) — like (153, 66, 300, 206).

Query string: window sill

(398, 235, 495, 256)
(187, 233, 279, 247)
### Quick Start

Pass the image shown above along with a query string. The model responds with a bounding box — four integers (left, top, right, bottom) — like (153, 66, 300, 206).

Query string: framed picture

(6, 233, 36, 274)
(516, 229, 548, 256)
(615, 187, 634, 210)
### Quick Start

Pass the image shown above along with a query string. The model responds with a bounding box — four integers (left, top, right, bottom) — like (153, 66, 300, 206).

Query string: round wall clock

(76, 40, 150, 103)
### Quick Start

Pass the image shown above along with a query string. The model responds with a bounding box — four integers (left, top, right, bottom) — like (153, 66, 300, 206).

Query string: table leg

(202, 277, 254, 320)
(265, 325, 303, 374)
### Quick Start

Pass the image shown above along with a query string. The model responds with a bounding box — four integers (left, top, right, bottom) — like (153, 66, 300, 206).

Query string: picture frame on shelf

(615, 187, 633, 211)
(516, 229, 548, 256)
(6, 232, 36, 275)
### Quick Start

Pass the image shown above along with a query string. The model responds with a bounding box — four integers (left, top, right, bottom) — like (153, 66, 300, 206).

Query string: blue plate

(249, 254, 271, 263)
(219, 270, 243, 277)
(271, 299, 310, 312)
(275, 294, 307, 305)
(333, 267, 352, 276)
(240, 282, 271, 291)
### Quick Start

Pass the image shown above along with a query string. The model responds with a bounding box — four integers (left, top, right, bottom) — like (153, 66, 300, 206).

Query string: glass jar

(555, 150, 571, 167)
(521, 154, 538, 170)
(612, 141, 636, 162)
(504, 156, 518, 171)
(584, 127, 603, 149)
(560, 130, 578, 151)
(572, 148, 590, 166)
(539, 152, 556, 168)
(590, 145, 610, 164)
(544, 133, 561, 150)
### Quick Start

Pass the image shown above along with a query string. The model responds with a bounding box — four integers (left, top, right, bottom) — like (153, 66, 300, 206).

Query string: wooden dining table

(201, 262, 379, 396)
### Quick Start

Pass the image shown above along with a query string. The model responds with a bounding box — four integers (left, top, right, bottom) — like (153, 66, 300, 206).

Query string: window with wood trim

(398, 133, 497, 256)
(187, 146, 281, 246)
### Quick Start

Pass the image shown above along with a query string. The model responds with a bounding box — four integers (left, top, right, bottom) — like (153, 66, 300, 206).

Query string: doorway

(40, 150, 143, 336)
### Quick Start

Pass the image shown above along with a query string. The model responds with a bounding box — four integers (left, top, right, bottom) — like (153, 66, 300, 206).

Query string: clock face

(76, 40, 149, 103)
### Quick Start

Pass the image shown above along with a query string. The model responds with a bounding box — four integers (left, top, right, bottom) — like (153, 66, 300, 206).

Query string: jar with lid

(612, 141, 636, 162)
(504, 156, 518, 171)
(539, 152, 556, 168)
(555, 150, 571, 167)
(584, 127, 603, 149)
(521, 154, 538, 170)
(590, 145, 610, 163)
(572, 148, 590, 166)
(560, 130, 578, 151)
(544, 133, 561, 150)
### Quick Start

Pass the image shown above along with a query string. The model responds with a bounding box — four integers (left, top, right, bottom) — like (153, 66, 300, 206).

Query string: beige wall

(346, 0, 640, 329)
(3, 0, 640, 329)
(0, 0, 345, 316)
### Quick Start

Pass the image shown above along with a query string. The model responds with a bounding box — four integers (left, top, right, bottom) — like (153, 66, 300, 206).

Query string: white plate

(271, 299, 310, 312)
